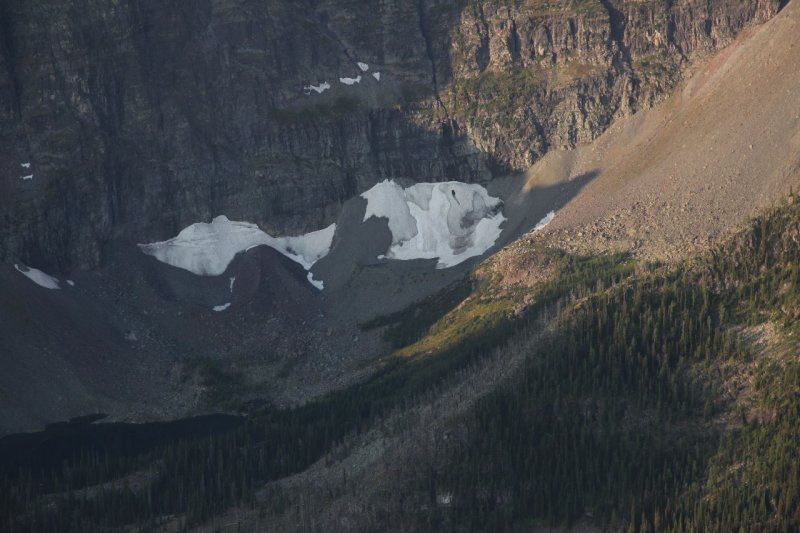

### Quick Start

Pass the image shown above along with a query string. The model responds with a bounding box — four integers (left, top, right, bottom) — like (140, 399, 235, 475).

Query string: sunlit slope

(530, 0, 800, 260)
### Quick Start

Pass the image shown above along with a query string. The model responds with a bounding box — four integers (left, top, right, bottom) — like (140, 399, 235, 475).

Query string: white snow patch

(339, 76, 361, 85)
(307, 272, 324, 290)
(21, 162, 31, 169)
(278, 223, 337, 270)
(20, 174, 33, 180)
(357, 62, 369, 72)
(139, 217, 336, 279)
(304, 81, 331, 94)
(362, 180, 418, 245)
(361, 180, 505, 268)
(14, 264, 60, 289)
(533, 211, 555, 232)
(66, 280, 76, 287)
(229, 276, 236, 293)
(372, 72, 381, 81)
(213, 303, 231, 312)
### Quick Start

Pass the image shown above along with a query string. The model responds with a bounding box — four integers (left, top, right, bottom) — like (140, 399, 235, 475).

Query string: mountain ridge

(0, 0, 782, 271)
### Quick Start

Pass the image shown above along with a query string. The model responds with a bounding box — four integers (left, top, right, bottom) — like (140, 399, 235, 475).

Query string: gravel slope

(528, 1, 800, 261)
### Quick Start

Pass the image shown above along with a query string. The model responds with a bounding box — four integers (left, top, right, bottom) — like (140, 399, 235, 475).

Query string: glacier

(139, 216, 335, 278)
(361, 180, 505, 268)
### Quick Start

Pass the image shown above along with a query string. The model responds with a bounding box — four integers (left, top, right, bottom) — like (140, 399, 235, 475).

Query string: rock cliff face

(0, 0, 782, 271)
(440, 0, 782, 169)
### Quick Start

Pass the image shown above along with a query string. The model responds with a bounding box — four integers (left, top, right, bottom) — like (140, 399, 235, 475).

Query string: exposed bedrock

(0, 0, 782, 271)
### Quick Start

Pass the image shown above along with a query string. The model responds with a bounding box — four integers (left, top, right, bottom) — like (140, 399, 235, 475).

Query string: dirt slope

(529, 1, 800, 261)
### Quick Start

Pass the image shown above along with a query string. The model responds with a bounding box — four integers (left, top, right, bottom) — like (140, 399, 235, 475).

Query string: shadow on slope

(316, 168, 600, 329)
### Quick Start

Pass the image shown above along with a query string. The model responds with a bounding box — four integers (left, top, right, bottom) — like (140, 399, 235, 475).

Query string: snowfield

(139, 216, 336, 279)
(307, 272, 324, 290)
(304, 81, 331, 94)
(361, 180, 505, 268)
(14, 264, 60, 289)
(534, 211, 555, 232)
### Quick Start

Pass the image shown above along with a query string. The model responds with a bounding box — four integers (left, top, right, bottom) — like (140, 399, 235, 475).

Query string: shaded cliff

(0, 0, 782, 271)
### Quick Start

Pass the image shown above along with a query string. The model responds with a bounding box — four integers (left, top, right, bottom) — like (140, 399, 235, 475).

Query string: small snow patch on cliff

(304, 81, 331, 94)
(357, 62, 369, 72)
(307, 272, 324, 290)
(533, 211, 555, 232)
(14, 264, 60, 289)
(339, 76, 361, 85)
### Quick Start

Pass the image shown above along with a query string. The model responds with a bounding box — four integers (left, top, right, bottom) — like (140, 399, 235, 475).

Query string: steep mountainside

(2, 2, 800, 530)
(0, 0, 781, 272)
(528, 0, 800, 261)
(4, 95, 800, 533)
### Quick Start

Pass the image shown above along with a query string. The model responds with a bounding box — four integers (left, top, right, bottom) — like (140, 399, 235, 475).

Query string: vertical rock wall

(0, 0, 782, 271)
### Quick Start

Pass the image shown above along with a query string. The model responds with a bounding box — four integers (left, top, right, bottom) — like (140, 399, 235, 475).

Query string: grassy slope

(392, 198, 800, 532)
